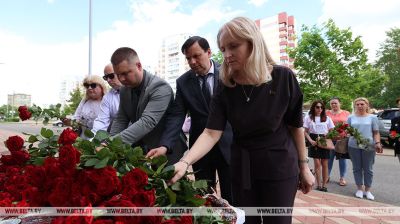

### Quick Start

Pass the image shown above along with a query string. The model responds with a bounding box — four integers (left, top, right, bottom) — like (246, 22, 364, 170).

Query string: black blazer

(159, 60, 233, 164)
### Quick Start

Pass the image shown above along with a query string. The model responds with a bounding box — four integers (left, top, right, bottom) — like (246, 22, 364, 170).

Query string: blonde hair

(217, 17, 275, 87)
(353, 97, 370, 114)
(82, 75, 108, 100)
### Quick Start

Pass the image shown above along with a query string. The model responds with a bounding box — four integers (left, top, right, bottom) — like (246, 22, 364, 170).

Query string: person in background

(304, 100, 334, 192)
(73, 75, 107, 138)
(91, 64, 123, 134)
(109, 47, 186, 164)
(169, 17, 314, 224)
(326, 97, 351, 186)
(147, 36, 233, 203)
(389, 97, 400, 163)
(347, 97, 383, 200)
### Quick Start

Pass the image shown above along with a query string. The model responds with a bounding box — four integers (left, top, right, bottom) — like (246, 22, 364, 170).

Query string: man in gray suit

(109, 47, 186, 163)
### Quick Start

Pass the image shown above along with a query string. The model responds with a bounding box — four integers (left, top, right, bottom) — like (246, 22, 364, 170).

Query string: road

(311, 148, 400, 206)
(1, 122, 399, 207)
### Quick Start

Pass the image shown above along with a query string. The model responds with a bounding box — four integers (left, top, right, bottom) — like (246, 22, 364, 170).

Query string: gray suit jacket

(110, 70, 173, 150)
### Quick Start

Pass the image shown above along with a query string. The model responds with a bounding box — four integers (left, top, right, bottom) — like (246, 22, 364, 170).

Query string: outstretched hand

(146, 146, 168, 159)
(168, 161, 188, 185)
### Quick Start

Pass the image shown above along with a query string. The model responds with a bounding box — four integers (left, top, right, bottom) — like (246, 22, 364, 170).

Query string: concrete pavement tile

(294, 198, 308, 204)
(384, 221, 400, 224)
(333, 201, 351, 206)
(327, 217, 355, 224)
(291, 217, 303, 223)
(303, 216, 333, 223)
(342, 216, 364, 224)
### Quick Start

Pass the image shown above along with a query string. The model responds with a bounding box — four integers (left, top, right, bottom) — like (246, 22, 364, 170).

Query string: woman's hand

(169, 161, 189, 185)
(310, 140, 317, 146)
(375, 143, 383, 153)
(298, 167, 315, 194)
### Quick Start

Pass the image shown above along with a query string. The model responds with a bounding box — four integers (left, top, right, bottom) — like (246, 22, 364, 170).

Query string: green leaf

(40, 128, 53, 138)
(160, 165, 175, 180)
(83, 129, 94, 138)
(32, 157, 45, 165)
(155, 160, 168, 175)
(38, 141, 49, 149)
(192, 180, 208, 189)
(152, 155, 167, 166)
(94, 130, 109, 142)
(84, 158, 100, 167)
(165, 187, 177, 205)
(97, 147, 110, 159)
(94, 157, 109, 169)
(112, 160, 118, 168)
(28, 135, 39, 143)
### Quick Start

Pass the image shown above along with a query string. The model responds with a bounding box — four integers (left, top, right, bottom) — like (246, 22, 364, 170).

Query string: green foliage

(289, 19, 382, 109)
(212, 51, 223, 64)
(25, 127, 60, 165)
(375, 27, 400, 108)
(63, 84, 83, 115)
(29, 103, 65, 124)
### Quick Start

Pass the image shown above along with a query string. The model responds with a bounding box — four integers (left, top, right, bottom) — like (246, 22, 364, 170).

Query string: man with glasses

(109, 47, 186, 165)
(92, 64, 123, 134)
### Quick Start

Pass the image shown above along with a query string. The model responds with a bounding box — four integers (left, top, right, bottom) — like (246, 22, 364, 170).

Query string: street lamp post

(88, 0, 92, 76)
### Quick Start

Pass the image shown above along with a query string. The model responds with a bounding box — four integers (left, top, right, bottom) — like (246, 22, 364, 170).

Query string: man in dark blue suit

(147, 36, 233, 203)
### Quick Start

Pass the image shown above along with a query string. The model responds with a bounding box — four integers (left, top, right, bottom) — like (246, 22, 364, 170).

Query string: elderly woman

(170, 17, 314, 224)
(326, 97, 351, 186)
(348, 97, 383, 200)
(72, 75, 107, 138)
(304, 100, 335, 192)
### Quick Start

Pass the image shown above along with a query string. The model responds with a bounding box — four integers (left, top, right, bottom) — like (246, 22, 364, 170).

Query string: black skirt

(308, 133, 330, 159)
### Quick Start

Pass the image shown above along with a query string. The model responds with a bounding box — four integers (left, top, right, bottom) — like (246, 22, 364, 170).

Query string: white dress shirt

(92, 88, 120, 134)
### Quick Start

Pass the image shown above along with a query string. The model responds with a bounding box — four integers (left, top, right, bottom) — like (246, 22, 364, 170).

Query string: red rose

(122, 168, 148, 189)
(15, 199, 29, 207)
(93, 166, 121, 197)
(18, 106, 32, 121)
(162, 218, 181, 224)
(131, 189, 156, 207)
(48, 177, 73, 206)
(5, 135, 24, 152)
(0, 198, 12, 207)
(11, 150, 30, 165)
(142, 216, 163, 224)
(0, 155, 15, 166)
(59, 145, 81, 171)
(92, 219, 115, 224)
(58, 128, 78, 145)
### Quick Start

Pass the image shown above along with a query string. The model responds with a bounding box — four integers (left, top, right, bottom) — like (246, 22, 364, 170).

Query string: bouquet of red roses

(326, 122, 370, 150)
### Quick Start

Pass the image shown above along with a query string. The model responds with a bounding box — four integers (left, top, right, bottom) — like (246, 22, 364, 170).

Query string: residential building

(7, 93, 31, 107)
(155, 33, 191, 92)
(255, 12, 296, 68)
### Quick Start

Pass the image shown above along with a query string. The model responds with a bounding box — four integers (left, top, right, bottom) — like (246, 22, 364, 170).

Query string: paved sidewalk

(293, 190, 400, 224)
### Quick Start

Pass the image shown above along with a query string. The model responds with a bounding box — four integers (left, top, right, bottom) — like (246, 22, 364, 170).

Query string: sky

(0, 0, 399, 107)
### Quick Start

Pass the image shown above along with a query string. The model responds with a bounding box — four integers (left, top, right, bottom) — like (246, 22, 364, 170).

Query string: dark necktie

(201, 74, 211, 104)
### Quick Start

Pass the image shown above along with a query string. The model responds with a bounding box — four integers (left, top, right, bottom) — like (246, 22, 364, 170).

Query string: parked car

(53, 120, 64, 127)
(377, 108, 400, 146)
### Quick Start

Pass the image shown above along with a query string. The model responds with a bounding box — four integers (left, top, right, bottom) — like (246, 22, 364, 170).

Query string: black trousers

(192, 146, 233, 204)
(232, 176, 298, 224)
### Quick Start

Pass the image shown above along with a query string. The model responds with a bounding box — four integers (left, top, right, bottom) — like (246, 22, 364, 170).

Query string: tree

(63, 84, 83, 115)
(289, 19, 384, 110)
(212, 51, 223, 64)
(375, 28, 400, 108)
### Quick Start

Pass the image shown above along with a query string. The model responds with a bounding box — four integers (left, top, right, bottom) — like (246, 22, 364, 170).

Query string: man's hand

(146, 146, 168, 159)
(62, 118, 72, 126)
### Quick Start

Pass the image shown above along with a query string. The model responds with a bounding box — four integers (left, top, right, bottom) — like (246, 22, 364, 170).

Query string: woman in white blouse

(304, 100, 334, 192)
(73, 75, 107, 138)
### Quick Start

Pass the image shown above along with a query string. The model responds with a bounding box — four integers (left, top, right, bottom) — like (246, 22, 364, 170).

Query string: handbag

(335, 137, 349, 154)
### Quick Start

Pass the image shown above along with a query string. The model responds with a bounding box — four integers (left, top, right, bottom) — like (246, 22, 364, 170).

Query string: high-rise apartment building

(255, 12, 296, 68)
(7, 93, 31, 107)
(59, 80, 80, 107)
(155, 33, 191, 92)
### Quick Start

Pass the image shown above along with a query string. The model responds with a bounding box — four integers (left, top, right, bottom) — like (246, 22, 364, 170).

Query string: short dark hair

(330, 96, 341, 102)
(396, 97, 400, 104)
(111, 47, 138, 66)
(181, 36, 210, 54)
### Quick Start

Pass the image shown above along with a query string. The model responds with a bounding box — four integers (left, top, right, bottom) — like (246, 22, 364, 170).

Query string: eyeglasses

(103, 73, 115, 80)
(83, 83, 98, 89)
(315, 106, 323, 109)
